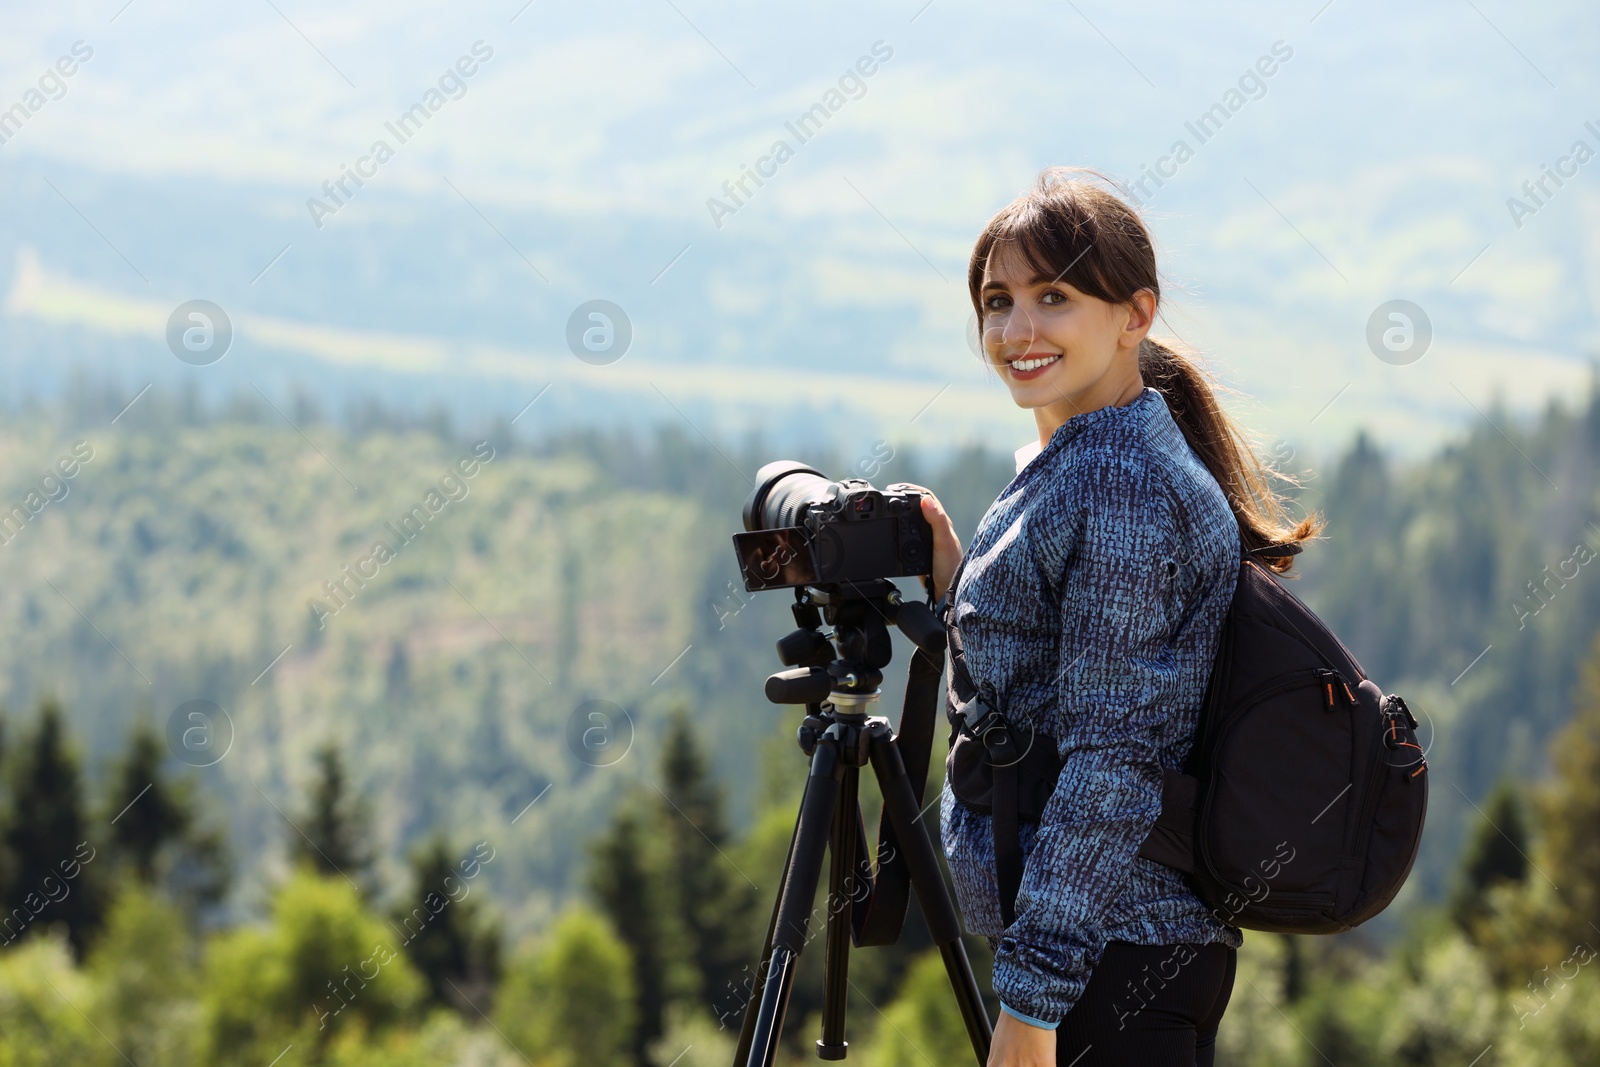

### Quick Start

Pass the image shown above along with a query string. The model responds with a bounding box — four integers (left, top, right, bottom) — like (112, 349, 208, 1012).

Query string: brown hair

(967, 166, 1322, 573)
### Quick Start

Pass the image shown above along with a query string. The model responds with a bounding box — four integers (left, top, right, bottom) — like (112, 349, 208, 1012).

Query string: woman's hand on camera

(987, 1010, 1055, 1067)
(910, 488, 961, 602)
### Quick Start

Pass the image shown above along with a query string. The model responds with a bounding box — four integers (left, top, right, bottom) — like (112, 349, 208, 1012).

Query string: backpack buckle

(955, 698, 1034, 768)
(958, 698, 1005, 742)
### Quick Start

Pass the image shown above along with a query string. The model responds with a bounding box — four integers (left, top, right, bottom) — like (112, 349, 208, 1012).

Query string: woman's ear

(1122, 289, 1157, 348)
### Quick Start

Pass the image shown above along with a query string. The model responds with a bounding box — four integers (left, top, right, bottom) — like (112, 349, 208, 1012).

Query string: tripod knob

(777, 628, 833, 667)
(766, 666, 833, 705)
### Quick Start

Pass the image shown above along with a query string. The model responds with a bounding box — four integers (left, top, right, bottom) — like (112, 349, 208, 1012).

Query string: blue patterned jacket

(936, 386, 1244, 1028)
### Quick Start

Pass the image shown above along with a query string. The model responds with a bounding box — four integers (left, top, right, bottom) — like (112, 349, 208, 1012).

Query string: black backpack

(943, 540, 1428, 934)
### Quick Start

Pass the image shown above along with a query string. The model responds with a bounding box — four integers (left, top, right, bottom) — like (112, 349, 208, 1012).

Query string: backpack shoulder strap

(941, 554, 1006, 742)
(940, 553, 977, 702)
(1133, 537, 1303, 876)
(941, 550, 1032, 926)
(1246, 539, 1302, 559)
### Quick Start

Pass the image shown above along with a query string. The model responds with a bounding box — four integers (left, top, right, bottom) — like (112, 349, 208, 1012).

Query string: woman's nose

(998, 310, 1039, 351)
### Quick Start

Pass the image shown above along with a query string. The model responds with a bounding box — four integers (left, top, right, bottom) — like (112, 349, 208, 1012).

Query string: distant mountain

(1, 0, 1597, 463)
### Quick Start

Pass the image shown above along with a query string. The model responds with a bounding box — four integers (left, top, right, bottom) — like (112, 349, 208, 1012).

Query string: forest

(1, 369, 1599, 1063)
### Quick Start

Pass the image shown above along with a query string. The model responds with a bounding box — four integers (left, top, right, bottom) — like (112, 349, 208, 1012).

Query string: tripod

(731, 578, 993, 1067)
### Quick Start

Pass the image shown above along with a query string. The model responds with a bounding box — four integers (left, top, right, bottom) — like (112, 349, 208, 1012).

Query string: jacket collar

(1018, 386, 1179, 475)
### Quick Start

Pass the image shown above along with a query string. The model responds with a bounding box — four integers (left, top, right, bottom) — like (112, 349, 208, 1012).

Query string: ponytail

(1139, 337, 1322, 574)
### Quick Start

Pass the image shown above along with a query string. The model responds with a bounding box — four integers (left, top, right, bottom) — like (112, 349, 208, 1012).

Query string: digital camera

(732, 461, 935, 591)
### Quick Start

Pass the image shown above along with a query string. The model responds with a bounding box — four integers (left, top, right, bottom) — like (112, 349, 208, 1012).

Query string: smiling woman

(913, 167, 1324, 1067)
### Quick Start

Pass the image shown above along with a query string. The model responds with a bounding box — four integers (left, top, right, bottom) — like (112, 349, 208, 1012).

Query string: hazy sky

(2, 0, 1597, 467)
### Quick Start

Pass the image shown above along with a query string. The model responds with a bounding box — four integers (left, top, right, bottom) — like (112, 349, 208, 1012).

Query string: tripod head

(763, 579, 946, 708)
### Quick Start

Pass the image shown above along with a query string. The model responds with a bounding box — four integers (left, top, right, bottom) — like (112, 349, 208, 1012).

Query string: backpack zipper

(1226, 666, 1352, 723)
(1316, 668, 1356, 712)
(1349, 711, 1393, 860)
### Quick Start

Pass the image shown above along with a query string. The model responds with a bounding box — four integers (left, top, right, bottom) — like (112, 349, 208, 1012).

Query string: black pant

(1055, 940, 1237, 1066)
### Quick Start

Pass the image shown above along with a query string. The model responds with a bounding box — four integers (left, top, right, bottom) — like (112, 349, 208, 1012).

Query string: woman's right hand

(986, 1010, 1056, 1067)
(909, 488, 962, 603)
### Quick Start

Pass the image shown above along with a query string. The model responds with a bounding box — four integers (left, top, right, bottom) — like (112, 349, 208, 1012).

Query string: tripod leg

(731, 801, 801, 1065)
(868, 725, 994, 1066)
(818, 761, 861, 1060)
(739, 734, 846, 1067)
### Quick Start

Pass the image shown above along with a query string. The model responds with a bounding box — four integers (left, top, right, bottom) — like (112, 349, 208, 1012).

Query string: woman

(910, 168, 1320, 1066)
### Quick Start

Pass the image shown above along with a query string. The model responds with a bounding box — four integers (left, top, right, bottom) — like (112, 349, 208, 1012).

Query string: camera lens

(744, 461, 831, 531)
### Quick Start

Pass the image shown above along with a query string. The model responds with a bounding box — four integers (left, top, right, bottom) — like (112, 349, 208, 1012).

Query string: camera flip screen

(733, 528, 820, 591)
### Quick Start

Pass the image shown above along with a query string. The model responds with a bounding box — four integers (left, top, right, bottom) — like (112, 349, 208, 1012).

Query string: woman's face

(978, 246, 1153, 421)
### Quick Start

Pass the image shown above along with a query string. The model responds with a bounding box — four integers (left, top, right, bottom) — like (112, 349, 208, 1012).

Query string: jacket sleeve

(990, 450, 1183, 1026)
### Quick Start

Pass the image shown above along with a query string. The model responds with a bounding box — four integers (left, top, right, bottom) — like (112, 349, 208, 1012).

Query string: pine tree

(1282, 934, 1306, 1003)
(1450, 774, 1529, 938)
(1475, 629, 1600, 986)
(392, 833, 501, 1011)
(1531, 629, 1600, 945)
(588, 801, 693, 1066)
(290, 742, 375, 896)
(107, 724, 189, 882)
(0, 710, 10, 910)
(105, 721, 230, 919)
(0, 697, 103, 957)
(657, 705, 756, 1023)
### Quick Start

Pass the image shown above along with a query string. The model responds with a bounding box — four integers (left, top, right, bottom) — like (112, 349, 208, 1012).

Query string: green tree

(658, 706, 757, 1023)
(104, 721, 230, 919)
(86, 884, 199, 1065)
(1213, 936, 1301, 1067)
(291, 742, 375, 896)
(1451, 774, 1529, 938)
(855, 948, 978, 1067)
(0, 709, 10, 916)
(1379, 928, 1505, 1065)
(1534, 632, 1600, 945)
(1477, 628, 1600, 985)
(495, 904, 635, 1067)
(391, 834, 501, 1012)
(318, 1012, 488, 1067)
(0, 932, 105, 1066)
(647, 1002, 738, 1067)
(1495, 947, 1600, 1066)
(0, 697, 103, 957)
(588, 800, 694, 1066)
(200, 869, 425, 1062)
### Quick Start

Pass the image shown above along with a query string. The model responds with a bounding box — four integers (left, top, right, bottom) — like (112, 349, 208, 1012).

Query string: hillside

(0, 382, 1015, 937)
(2, 370, 1599, 941)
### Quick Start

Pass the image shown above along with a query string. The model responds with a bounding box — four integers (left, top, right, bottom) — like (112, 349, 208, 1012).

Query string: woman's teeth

(1011, 355, 1060, 372)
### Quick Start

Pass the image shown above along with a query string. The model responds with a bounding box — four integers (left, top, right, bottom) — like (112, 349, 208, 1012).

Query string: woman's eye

(1041, 290, 1066, 305)
(984, 295, 1010, 312)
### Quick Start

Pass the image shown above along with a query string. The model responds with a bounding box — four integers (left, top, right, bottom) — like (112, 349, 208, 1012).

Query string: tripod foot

(815, 1039, 848, 1060)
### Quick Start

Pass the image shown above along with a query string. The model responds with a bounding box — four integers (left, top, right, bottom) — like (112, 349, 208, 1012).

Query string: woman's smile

(1007, 352, 1062, 380)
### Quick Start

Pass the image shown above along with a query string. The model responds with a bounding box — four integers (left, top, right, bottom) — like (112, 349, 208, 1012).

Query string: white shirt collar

(1013, 439, 1042, 474)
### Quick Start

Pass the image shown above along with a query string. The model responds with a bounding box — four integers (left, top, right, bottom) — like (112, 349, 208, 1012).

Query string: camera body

(733, 462, 935, 591)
